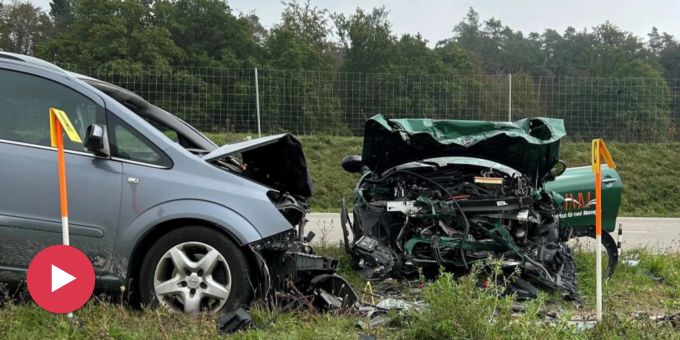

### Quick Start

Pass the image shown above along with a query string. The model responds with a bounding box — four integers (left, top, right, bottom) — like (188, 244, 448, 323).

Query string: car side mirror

(84, 124, 110, 157)
(341, 155, 368, 174)
(550, 160, 567, 177)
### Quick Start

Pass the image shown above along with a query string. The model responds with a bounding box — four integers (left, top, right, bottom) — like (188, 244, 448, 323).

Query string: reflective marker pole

(591, 139, 603, 322)
(55, 117, 72, 322)
(50, 108, 83, 322)
(591, 139, 615, 322)
(595, 158, 603, 322)
(55, 122, 70, 247)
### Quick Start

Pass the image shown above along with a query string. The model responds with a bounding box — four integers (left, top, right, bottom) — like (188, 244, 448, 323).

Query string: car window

(0, 69, 104, 152)
(107, 112, 172, 168)
(141, 116, 179, 143)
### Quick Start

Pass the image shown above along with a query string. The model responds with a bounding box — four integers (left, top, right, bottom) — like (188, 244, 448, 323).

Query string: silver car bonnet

(202, 134, 288, 161)
(202, 133, 313, 199)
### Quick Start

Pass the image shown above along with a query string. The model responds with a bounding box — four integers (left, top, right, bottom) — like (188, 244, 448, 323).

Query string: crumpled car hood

(203, 133, 313, 198)
(362, 114, 566, 178)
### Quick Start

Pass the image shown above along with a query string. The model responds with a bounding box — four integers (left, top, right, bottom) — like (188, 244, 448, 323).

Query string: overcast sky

(28, 0, 680, 44)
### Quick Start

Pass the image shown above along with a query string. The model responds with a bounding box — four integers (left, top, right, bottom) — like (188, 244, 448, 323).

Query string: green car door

(545, 164, 622, 233)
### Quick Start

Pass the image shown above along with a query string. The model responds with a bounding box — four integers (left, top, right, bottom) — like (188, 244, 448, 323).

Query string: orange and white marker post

(49, 108, 82, 247)
(50, 108, 82, 321)
(591, 139, 616, 322)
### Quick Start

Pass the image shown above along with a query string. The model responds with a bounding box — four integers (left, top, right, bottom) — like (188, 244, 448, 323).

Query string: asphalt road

(305, 213, 680, 253)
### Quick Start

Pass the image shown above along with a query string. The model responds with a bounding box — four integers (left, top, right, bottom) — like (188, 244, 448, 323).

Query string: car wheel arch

(116, 199, 262, 260)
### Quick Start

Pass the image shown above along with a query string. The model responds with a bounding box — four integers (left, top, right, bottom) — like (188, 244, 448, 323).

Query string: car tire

(139, 226, 253, 314)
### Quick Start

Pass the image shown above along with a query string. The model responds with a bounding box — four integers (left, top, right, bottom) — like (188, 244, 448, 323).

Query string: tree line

(1, 0, 678, 140)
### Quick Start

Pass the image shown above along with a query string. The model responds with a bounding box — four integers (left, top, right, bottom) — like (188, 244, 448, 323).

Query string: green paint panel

(546, 165, 622, 232)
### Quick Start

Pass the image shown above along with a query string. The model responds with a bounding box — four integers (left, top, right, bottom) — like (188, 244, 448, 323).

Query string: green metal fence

(63, 64, 679, 142)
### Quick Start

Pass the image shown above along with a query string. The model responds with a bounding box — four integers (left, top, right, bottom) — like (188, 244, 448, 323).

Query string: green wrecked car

(340, 115, 622, 298)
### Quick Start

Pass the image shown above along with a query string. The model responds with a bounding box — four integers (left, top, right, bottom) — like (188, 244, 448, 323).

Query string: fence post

(254, 68, 262, 137)
(508, 73, 512, 122)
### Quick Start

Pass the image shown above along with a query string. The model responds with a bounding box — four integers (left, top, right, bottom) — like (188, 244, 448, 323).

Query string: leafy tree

(648, 27, 680, 134)
(262, 1, 346, 134)
(435, 43, 478, 76)
(153, 0, 264, 68)
(334, 6, 397, 73)
(448, 7, 481, 53)
(0, 2, 7, 49)
(0, 1, 52, 55)
(265, 0, 335, 70)
(648, 27, 680, 79)
(49, 0, 76, 31)
(38, 0, 183, 66)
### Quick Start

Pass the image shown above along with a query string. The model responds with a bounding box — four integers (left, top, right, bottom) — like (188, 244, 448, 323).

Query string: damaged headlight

(267, 190, 307, 228)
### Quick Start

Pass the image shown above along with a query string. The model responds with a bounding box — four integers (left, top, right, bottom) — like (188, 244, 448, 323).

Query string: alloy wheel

(153, 241, 232, 313)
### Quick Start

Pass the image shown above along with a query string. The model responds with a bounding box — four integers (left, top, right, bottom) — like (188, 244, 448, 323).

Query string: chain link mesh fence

(63, 64, 679, 142)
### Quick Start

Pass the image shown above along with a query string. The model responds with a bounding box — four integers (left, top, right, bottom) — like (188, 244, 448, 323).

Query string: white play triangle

(51, 264, 76, 292)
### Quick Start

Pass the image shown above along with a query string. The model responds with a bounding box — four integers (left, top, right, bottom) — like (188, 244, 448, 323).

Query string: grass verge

(207, 133, 680, 217)
(1, 248, 678, 339)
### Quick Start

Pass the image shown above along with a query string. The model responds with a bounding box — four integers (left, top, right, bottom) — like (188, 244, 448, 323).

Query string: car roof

(72, 73, 218, 151)
(0, 51, 68, 75)
(70, 71, 151, 109)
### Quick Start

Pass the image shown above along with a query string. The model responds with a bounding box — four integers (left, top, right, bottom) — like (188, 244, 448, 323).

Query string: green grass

(574, 247, 680, 313)
(207, 133, 680, 217)
(2, 248, 679, 339)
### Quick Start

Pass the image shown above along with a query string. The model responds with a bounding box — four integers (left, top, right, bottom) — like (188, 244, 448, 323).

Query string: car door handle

(602, 178, 617, 184)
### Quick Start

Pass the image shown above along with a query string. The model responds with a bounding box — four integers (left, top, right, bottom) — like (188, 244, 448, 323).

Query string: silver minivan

(0, 52, 337, 314)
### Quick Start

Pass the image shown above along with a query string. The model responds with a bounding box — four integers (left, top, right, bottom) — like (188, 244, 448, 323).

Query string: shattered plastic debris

(649, 313, 680, 328)
(622, 253, 640, 267)
(375, 298, 424, 311)
(356, 316, 390, 330)
(216, 308, 252, 334)
(568, 320, 597, 332)
(623, 259, 640, 266)
(355, 297, 425, 330)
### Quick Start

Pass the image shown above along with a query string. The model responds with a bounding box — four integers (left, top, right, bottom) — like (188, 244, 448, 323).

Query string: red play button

(27, 245, 95, 314)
